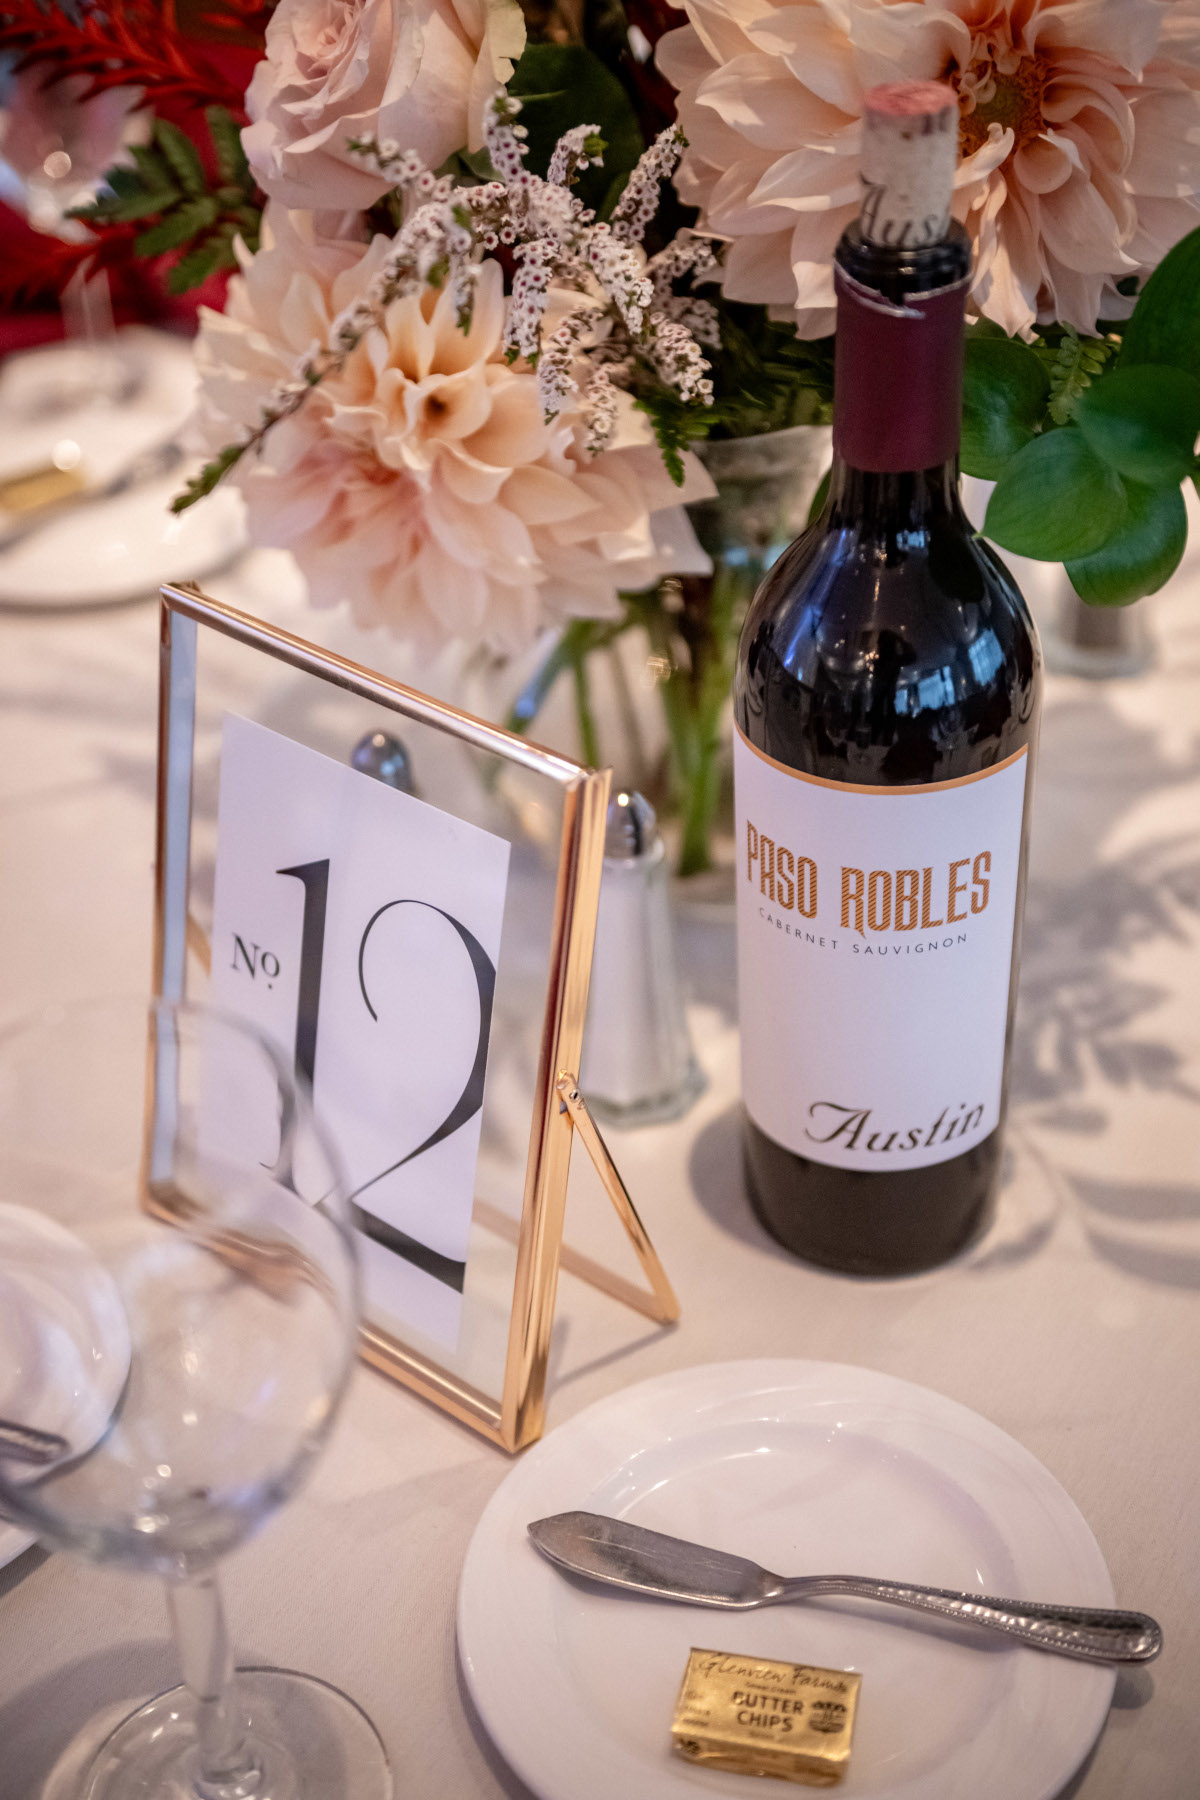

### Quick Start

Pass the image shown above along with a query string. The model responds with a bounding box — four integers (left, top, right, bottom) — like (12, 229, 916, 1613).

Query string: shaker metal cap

(351, 730, 415, 793)
(604, 790, 657, 860)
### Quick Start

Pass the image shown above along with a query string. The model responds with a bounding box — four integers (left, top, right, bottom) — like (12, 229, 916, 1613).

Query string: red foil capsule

(831, 267, 969, 474)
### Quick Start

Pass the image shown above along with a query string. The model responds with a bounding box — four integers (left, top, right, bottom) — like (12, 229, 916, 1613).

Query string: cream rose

(242, 0, 526, 212)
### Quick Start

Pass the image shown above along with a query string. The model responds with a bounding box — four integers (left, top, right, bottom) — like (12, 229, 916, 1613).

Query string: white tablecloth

(1, 546, 1198, 1799)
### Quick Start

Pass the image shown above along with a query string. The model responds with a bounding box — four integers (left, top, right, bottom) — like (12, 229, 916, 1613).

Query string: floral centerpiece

(5, 0, 1200, 872)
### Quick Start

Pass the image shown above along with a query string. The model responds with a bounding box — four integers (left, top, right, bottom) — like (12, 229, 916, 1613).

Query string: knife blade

(0, 435, 184, 557)
(528, 1510, 776, 1607)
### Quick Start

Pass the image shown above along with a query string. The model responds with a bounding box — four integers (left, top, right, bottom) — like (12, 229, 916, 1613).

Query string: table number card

(155, 583, 677, 1450)
(208, 713, 511, 1352)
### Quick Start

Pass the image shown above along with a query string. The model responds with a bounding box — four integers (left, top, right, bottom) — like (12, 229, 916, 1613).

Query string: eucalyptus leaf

(1075, 364, 1200, 486)
(1065, 480, 1187, 605)
(983, 428, 1126, 560)
(508, 44, 643, 213)
(961, 337, 1050, 479)
(1119, 224, 1200, 380)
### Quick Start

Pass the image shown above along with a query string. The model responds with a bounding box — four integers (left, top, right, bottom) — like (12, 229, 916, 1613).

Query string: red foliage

(0, 0, 248, 113)
(0, 5, 266, 321)
(622, 53, 683, 142)
(196, 0, 276, 43)
(0, 222, 102, 312)
(623, 0, 687, 50)
(0, 203, 149, 312)
(621, 0, 688, 140)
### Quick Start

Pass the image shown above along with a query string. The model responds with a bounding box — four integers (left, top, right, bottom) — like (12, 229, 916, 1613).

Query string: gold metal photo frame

(152, 581, 678, 1453)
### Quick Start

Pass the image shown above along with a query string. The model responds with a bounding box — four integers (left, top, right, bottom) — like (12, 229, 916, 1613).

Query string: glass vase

(1039, 571, 1155, 679)
(658, 424, 832, 878)
(505, 424, 832, 880)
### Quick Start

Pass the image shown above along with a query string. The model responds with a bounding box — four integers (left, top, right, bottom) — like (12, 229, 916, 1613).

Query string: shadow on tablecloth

(1013, 695, 1200, 1289)
(0, 1639, 176, 1800)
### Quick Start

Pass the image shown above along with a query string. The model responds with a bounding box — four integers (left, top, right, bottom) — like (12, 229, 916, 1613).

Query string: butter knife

(0, 435, 184, 556)
(527, 1511, 1162, 1665)
(0, 1418, 69, 1466)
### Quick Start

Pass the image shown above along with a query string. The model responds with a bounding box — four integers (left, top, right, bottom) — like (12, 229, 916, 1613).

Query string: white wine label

(734, 727, 1028, 1172)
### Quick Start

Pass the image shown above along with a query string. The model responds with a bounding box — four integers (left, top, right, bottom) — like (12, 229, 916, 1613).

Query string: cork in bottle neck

(859, 81, 959, 251)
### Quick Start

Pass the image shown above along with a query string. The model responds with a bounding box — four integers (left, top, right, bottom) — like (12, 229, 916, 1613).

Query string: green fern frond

(1048, 327, 1116, 425)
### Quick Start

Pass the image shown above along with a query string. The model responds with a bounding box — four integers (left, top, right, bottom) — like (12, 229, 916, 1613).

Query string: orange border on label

(735, 724, 1028, 796)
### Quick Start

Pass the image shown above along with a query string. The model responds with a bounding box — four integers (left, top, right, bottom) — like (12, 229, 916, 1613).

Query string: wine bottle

(732, 81, 1041, 1276)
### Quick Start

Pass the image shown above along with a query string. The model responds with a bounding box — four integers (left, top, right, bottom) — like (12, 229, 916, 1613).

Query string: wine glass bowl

(0, 997, 390, 1800)
(1, 70, 144, 414)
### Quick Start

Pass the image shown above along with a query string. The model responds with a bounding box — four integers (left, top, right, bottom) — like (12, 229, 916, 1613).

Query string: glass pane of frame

(154, 584, 608, 1448)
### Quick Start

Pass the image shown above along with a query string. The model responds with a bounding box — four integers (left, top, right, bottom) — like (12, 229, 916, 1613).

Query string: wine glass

(0, 997, 392, 1800)
(0, 68, 142, 412)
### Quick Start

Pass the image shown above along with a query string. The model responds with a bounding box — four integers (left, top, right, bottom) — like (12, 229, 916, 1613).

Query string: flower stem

(568, 629, 602, 769)
(650, 557, 744, 877)
(676, 713, 724, 878)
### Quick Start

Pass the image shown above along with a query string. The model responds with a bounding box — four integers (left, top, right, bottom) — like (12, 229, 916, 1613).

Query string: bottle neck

(830, 220, 970, 483)
(826, 459, 961, 531)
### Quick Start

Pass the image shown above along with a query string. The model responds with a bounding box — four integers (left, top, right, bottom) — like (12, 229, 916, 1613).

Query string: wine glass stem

(167, 1570, 258, 1795)
(62, 261, 115, 350)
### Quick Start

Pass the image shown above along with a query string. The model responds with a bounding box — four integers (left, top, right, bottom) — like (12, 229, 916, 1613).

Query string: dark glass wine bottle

(732, 82, 1041, 1276)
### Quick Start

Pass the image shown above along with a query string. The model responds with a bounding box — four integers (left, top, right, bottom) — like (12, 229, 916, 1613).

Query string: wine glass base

(82, 1667, 392, 1800)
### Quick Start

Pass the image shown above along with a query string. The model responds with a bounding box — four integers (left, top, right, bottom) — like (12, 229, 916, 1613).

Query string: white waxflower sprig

(174, 93, 716, 513)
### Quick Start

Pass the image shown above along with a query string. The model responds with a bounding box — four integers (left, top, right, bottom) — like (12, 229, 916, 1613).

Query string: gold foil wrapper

(671, 1648, 861, 1787)
(0, 463, 86, 515)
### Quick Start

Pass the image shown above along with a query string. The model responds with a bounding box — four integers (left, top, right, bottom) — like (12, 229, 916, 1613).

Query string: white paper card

(208, 714, 511, 1350)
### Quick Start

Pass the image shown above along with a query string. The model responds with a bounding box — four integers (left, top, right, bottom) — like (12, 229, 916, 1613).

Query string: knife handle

(776, 1576, 1162, 1664)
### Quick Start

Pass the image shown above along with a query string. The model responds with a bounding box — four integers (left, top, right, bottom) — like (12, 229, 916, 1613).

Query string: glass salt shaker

(581, 791, 705, 1126)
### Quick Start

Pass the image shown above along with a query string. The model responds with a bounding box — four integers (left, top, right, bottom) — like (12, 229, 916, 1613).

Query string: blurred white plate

(458, 1359, 1118, 1800)
(0, 1202, 132, 1568)
(0, 327, 244, 610)
(0, 1522, 35, 1572)
(0, 1202, 132, 1446)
